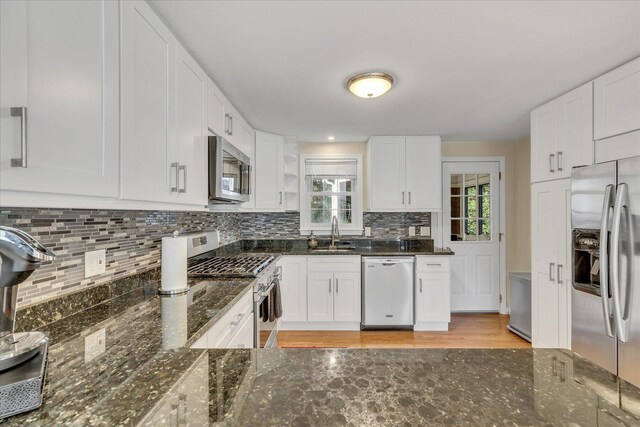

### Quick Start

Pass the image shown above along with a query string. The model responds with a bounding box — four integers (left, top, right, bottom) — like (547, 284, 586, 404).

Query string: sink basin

(310, 247, 355, 252)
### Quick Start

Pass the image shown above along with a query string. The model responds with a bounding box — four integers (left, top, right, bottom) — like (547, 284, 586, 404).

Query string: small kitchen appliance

(209, 135, 251, 203)
(0, 226, 56, 419)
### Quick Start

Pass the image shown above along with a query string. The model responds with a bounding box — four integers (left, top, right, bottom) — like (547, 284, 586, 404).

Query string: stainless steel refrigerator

(571, 156, 640, 407)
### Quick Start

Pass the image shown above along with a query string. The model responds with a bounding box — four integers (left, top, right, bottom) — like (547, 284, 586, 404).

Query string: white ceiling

(151, 0, 640, 143)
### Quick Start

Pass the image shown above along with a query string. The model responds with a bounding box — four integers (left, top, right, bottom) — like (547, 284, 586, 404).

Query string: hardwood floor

(278, 314, 531, 349)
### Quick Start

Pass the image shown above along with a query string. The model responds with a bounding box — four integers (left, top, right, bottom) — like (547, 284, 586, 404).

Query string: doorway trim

(437, 156, 507, 314)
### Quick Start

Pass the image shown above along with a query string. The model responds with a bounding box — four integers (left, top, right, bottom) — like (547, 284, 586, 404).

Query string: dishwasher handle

(363, 257, 415, 266)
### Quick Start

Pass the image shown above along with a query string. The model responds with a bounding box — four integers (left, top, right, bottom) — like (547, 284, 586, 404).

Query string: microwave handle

(242, 164, 251, 195)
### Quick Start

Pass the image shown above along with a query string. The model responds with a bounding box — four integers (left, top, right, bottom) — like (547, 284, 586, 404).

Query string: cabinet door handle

(426, 263, 442, 267)
(549, 153, 555, 173)
(230, 312, 245, 328)
(552, 356, 558, 376)
(402, 191, 405, 204)
(224, 113, 230, 134)
(408, 191, 412, 205)
(178, 165, 187, 193)
(328, 278, 332, 293)
(171, 162, 179, 192)
(419, 278, 423, 293)
(178, 394, 187, 426)
(557, 264, 563, 284)
(557, 151, 563, 172)
(229, 115, 233, 135)
(279, 191, 283, 205)
(336, 278, 339, 293)
(559, 361, 566, 382)
(10, 107, 27, 168)
(549, 262, 555, 282)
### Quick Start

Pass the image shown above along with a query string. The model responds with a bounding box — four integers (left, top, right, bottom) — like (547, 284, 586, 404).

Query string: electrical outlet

(85, 328, 106, 363)
(364, 227, 371, 237)
(420, 226, 431, 237)
(85, 249, 106, 278)
(408, 226, 416, 237)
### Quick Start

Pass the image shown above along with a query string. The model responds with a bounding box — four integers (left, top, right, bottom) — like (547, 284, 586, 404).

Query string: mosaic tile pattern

(0, 208, 243, 307)
(364, 212, 431, 238)
(1, 208, 430, 307)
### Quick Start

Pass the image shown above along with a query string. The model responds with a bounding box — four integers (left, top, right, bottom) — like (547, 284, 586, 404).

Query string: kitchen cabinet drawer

(307, 256, 360, 273)
(415, 256, 450, 273)
(226, 311, 254, 349)
(191, 289, 253, 349)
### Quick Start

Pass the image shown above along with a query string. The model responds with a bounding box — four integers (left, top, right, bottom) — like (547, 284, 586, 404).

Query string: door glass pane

(479, 218, 491, 240)
(450, 196, 462, 217)
(478, 174, 490, 193)
(451, 219, 462, 241)
(464, 218, 477, 241)
(465, 196, 478, 219)
(464, 174, 478, 196)
(479, 195, 491, 219)
(450, 174, 463, 196)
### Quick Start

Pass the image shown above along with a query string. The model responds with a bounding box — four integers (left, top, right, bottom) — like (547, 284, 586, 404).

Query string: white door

(369, 136, 406, 210)
(333, 272, 360, 322)
(443, 161, 501, 311)
(307, 272, 333, 322)
(405, 136, 442, 211)
(0, 0, 119, 197)
(120, 0, 176, 203)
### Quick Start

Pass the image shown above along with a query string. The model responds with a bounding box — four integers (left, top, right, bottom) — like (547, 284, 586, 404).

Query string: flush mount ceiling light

(347, 72, 394, 98)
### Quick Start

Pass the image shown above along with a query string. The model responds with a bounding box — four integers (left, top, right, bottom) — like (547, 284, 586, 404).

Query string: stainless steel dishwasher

(362, 257, 415, 329)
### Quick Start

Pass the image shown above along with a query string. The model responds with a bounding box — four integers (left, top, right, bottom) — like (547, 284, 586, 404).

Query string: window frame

(299, 154, 364, 235)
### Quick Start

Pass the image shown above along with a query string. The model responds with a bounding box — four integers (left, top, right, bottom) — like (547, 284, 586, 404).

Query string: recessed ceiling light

(328, 136, 335, 141)
(347, 72, 394, 98)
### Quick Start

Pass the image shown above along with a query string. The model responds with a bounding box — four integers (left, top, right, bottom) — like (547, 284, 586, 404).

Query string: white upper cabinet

(556, 83, 593, 179)
(254, 131, 284, 211)
(406, 136, 442, 210)
(121, 1, 206, 207)
(368, 137, 406, 210)
(531, 83, 593, 183)
(368, 136, 442, 212)
(594, 57, 640, 140)
(0, 0, 119, 197)
(120, 0, 176, 203)
(175, 44, 208, 205)
(238, 121, 256, 210)
(207, 79, 226, 137)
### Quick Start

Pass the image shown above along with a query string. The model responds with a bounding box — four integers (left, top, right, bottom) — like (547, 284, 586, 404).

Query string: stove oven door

(254, 280, 278, 348)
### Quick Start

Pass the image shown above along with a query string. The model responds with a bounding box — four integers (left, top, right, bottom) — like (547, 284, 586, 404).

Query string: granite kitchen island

(3, 261, 639, 426)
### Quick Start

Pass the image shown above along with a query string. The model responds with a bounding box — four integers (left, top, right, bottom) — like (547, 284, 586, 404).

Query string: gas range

(187, 254, 275, 279)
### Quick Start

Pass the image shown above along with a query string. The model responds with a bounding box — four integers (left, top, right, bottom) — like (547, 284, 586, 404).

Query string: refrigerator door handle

(610, 183, 633, 343)
(599, 184, 615, 338)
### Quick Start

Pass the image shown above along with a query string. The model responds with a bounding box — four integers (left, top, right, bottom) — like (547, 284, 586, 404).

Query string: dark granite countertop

(5, 241, 640, 426)
(209, 238, 454, 257)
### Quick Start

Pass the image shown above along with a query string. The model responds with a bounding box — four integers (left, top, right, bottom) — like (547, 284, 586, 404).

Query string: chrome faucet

(329, 215, 340, 249)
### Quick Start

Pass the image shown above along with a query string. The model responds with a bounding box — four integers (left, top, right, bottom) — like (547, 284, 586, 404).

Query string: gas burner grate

(187, 254, 274, 278)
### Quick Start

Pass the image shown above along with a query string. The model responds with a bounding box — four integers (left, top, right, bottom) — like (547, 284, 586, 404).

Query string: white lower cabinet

(191, 290, 254, 349)
(278, 256, 308, 322)
(415, 256, 451, 331)
(280, 256, 361, 330)
(140, 352, 209, 426)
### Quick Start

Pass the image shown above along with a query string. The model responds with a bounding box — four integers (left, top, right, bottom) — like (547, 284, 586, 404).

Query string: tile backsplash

(1, 208, 430, 307)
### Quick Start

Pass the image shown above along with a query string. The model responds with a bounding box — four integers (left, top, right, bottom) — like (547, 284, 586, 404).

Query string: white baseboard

(279, 321, 361, 331)
(413, 321, 449, 331)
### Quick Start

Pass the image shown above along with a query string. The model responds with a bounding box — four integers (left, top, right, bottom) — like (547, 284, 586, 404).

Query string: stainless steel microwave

(208, 136, 251, 203)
